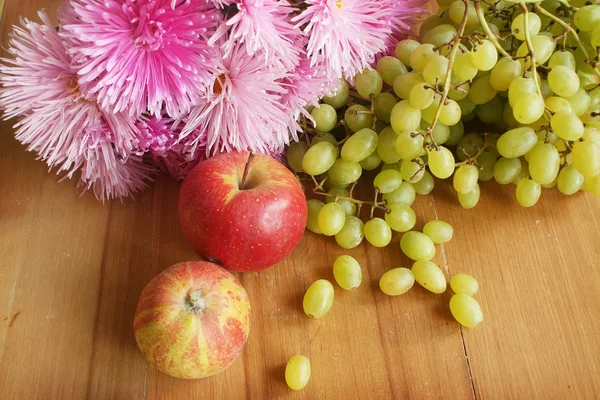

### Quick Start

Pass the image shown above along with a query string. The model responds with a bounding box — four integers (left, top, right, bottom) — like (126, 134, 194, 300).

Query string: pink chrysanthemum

(209, 0, 301, 68)
(293, 0, 391, 80)
(0, 10, 152, 200)
(380, 0, 430, 55)
(59, 0, 219, 118)
(181, 43, 292, 157)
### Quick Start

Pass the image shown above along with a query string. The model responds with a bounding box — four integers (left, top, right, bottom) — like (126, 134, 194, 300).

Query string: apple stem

(240, 151, 255, 190)
(186, 290, 207, 314)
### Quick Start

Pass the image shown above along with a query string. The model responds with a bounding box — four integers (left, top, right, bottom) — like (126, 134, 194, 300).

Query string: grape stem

(310, 176, 390, 214)
(455, 134, 491, 167)
(474, 0, 513, 59)
(370, 93, 378, 130)
(369, 189, 379, 219)
(519, 3, 542, 96)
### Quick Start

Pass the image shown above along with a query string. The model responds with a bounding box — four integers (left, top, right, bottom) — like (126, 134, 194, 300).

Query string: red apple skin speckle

(178, 151, 307, 272)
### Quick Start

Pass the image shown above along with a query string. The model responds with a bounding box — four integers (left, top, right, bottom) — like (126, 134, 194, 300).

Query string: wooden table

(1, 2, 600, 399)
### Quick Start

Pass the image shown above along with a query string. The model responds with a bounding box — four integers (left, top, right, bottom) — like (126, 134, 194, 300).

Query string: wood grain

(1, 2, 600, 399)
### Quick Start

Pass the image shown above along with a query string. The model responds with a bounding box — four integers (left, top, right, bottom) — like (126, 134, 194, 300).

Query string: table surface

(2, 2, 600, 399)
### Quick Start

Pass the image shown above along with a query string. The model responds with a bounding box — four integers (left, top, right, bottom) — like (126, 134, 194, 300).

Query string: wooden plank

(431, 180, 600, 399)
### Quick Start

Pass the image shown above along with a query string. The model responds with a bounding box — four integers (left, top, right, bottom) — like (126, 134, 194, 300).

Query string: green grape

(303, 279, 334, 319)
(355, 68, 383, 98)
(566, 88, 591, 117)
(513, 93, 545, 124)
(311, 104, 337, 133)
(410, 43, 439, 73)
(306, 199, 324, 234)
(419, 14, 444, 39)
(391, 100, 422, 133)
(364, 218, 392, 247)
(373, 169, 403, 193)
(335, 216, 364, 249)
(423, 220, 454, 244)
(448, 77, 470, 101)
(584, 124, 600, 146)
(557, 165, 585, 195)
(574, 5, 600, 32)
(449, 0, 478, 25)
(516, 35, 555, 67)
(548, 66, 580, 98)
(584, 175, 600, 196)
(374, 93, 397, 123)
(410, 82, 435, 110)
(411, 260, 447, 294)
(377, 127, 401, 163)
(512, 159, 530, 185)
(550, 110, 584, 141)
(502, 103, 520, 129)
(496, 127, 538, 158)
(490, 57, 522, 92)
(341, 128, 378, 162)
(317, 202, 346, 236)
(379, 268, 415, 296)
(360, 151, 382, 170)
(572, 140, 600, 177)
(285, 355, 311, 390)
(528, 143, 560, 185)
(540, 79, 553, 98)
(383, 182, 416, 206)
(471, 40, 498, 71)
(508, 77, 537, 108)
(413, 170, 435, 195)
(469, 75, 498, 105)
(326, 187, 357, 216)
(446, 120, 465, 146)
(302, 141, 337, 176)
(516, 178, 541, 207)
(401, 157, 425, 183)
(545, 96, 572, 114)
(385, 204, 416, 232)
(328, 158, 362, 185)
(450, 274, 478, 296)
(494, 157, 522, 184)
(477, 151, 497, 182)
(537, 129, 558, 145)
(450, 294, 483, 328)
(428, 146, 455, 179)
(548, 51, 577, 71)
(377, 56, 408, 86)
(453, 51, 479, 81)
(421, 95, 442, 124)
(344, 104, 374, 132)
(400, 231, 436, 261)
(423, 24, 457, 48)
(396, 39, 421, 67)
(476, 95, 504, 125)
(453, 164, 479, 194)
(323, 79, 349, 109)
(458, 184, 480, 209)
(439, 99, 462, 126)
(311, 132, 338, 147)
(423, 55, 450, 85)
(456, 133, 484, 161)
(333, 255, 362, 290)
(394, 71, 425, 100)
(287, 141, 309, 173)
(431, 123, 451, 145)
(511, 13, 541, 41)
(381, 162, 400, 171)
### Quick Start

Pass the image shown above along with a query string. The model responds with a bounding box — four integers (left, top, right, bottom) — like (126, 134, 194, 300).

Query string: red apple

(178, 151, 307, 272)
(133, 261, 251, 379)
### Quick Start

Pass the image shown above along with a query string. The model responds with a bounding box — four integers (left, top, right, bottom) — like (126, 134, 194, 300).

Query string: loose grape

(516, 178, 542, 207)
(449, 294, 483, 328)
(428, 146, 455, 179)
(410, 82, 435, 110)
(326, 187, 356, 216)
(383, 182, 416, 206)
(513, 93, 545, 124)
(550, 110, 584, 141)
(450, 274, 478, 296)
(394, 71, 425, 100)
(311, 104, 337, 133)
(374, 93, 397, 123)
(285, 355, 311, 390)
(306, 199, 325, 234)
(469, 75, 498, 105)
(410, 43, 439, 73)
(423, 220, 453, 244)
(494, 157, 522, 184)
(396, 131, 425, 160)
(458, 184, 480, 209)
(359, 151, 382, 170)
(511, 13, 541, 41)
(374, 169, 404, 194)
(423, 55, 450, 85)
(333, 255, 362, 290)
(490, 57, 522, 92)
(364, 218, 393, 247)
(548, 66, 580, 98)
(574, 5, 600, 32)
(400, 231, 436, 261)
(385, 204, 416, 232)
(391, 100, 421, 133)
(548, 51, 577, 71)
(355, 68, 383, 98)
(572, 140, 600, 177)
(379, 268, 415, 296)
(302, 141, 337, 176)
(557, 165, 585, 195)
(317, 202, 346, 236)
(471, 40, 497, 71)
(412, 260, 447, 294)
(323, 79, 350, 109)
(396, 39, 421, 67)
(303, 280, 334, 319)
(453, 51, 479, 81)
(422, 24, 457, 48)
(497, 127, 537, 158)
(508, 77, 537, 108)
(439, 99, 461, 126)
(400, 157, 425, 183)
(566, 88, 592, 117)
(377, 56, 408, 86)
(287, 141, 309, 173)
(341, 128, 378, 162)
(453, 164, 479, 194)
(345, 105, 374, 132)
(377, 127, 401, 163)
(449, 0, 478, 25)
(413, 170, 435, 195)
(335, 216, 364, 249)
